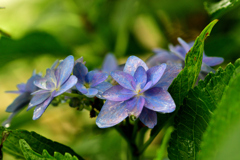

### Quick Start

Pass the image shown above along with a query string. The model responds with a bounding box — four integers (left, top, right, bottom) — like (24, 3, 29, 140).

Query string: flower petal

(102, 53, 118, 73)
(5, 90, 22, 94)
(140, 81, 153, 93)
(51, 59, 59, 70)
(73, 62, 88, 84)
(123, 56, 148, 76)
(32, 94, 54, 120)
(6, 92, 31, 112)
(75, 83, 88, 94)
(144, 87, 175, 113)
(31, 89, 52, 95)
(202, 57, 224, 66)
(84, 88, 98, 98)
(177, 37, 191, 52)
(147, 49, 180, 67)
(103, 85, 135, 101)
(111, 71, 136, 90)
(134, 66, 147, 89)
(201, 62, 216, 73)
(94, 82, 112, 99)
(147, 64, 166, 86)
(139, 108, 157, 129)
(28, 92, 51, 110)
(17, 83, 26, 92)
(155, 62, 182, 90)
(96, 100, 128, 128)
(169, 44, 185, 60)
(125, 96, 145, 118)
(86, 70, 108, 87)
(54, 75, 78, 97)
(55, 55, 74, 86)
(25, 74, 41, 92)
(34, 69, 56, 90)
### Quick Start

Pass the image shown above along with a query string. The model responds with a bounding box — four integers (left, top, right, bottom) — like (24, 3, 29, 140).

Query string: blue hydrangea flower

(148, 37, 224, 74)
(73, 59, 112, 98)
(3, 71, 41, 127)
(96, 56, 176, 129)
(27, 55, 78, 120)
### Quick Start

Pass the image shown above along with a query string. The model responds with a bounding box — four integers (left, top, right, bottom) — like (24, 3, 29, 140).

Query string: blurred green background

(0, 0, 239, 159)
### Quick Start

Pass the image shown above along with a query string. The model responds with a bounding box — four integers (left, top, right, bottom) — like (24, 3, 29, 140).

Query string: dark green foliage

(19, 139, 79, 160)
(204, 0, 240, 18)
(168, 60, 240, 160)
(0, 127, 83, 160)
(198, 66, 240, 160)
(0, 31, 71, 68)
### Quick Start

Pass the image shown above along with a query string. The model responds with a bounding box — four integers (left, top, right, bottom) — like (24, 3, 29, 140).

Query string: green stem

(138, 113, 176, 155)
(115, 126, 140, 159)
(131, 119, 139, 140)
(154, 126, 174, 160)
(62, 92, 84, 99)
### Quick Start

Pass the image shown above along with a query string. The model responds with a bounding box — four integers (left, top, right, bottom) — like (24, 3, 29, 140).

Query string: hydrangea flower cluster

(27, 55, 78, 120)
(147, 37, 224, 75)
(4, 49, 219, 129)
(2, 71, 41, 127)
(96, 56, 178, 128)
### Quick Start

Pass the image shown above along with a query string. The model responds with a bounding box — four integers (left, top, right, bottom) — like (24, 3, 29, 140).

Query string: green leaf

(0, 127, 83, 160)
(150, 20, 218, 136)
(167, 60, 240, 160)
(198, 66, 240, 160)
(204, 0, 240, 18)
(19, 139, 79, 160)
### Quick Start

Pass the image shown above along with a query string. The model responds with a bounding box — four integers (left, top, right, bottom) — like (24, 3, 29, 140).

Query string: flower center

(84, 82, 90, 88)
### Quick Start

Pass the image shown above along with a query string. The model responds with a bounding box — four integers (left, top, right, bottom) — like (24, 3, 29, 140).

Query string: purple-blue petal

(28, 92, 51, 110)
(155, 62, 182, 90)
(5, 90, 22, 94)
(202, 57, 224, 66)
(5, 92, 31, 112)
(54, 75, 78, 97)
(84, 88, 98, 98)
(140, 81, 153, 93)
(201, 63, 216, 73)
(55, 55, 74, 87)
(177, 37, 191, 52)
(25, 74, 41, 92)
(75, 83, 88, 94)
(32, 94, 54, 120)
(34, 69, 56, 90)
(94, 82, 112, 99)
(147, 64, 167, 86)
(31, 89, 52, 95)
(96, 100, 128, 128)
(102, 85, 135, 101)
(73, 62, 88, 84)
(125, 96, 145, 118)
(147, 49, 180, 67)
(85, 70, 108, 87)
(134, 66, 147, 89)
(169, 44, 185, 60)
(74, 57, 84, 65)
(123, 56, 148, 76)
(51, 59, 59, 70)
(139, 108, 157, 129)
(17, 83, 26, 92)
(102, 53, 118, 73)
(111, 70, 136, 90)
(144, 87, 175, 113)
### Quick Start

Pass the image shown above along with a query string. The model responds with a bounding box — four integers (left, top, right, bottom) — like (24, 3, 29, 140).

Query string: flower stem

(62, 92, 84, 99)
